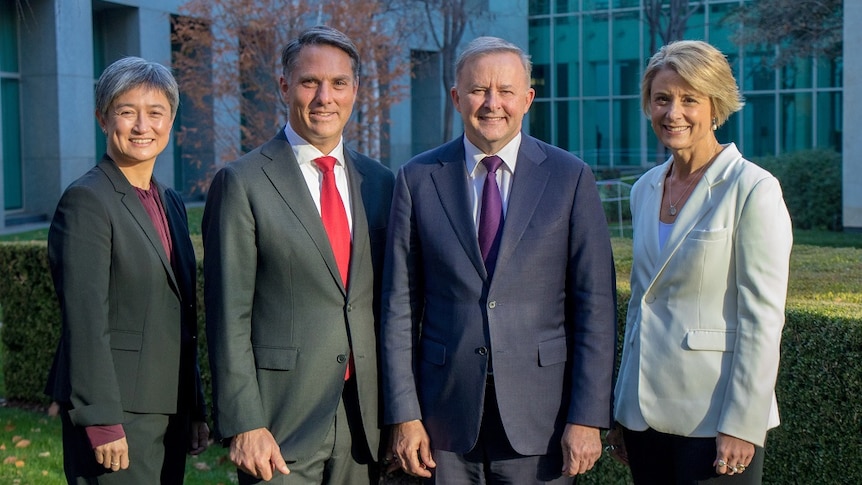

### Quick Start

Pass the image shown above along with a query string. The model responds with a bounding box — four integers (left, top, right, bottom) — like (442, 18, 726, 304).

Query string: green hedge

(753, 149, 843, 231)
(1, 243, 860, 483)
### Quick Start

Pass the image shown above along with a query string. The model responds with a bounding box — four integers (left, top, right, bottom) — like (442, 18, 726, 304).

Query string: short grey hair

(281, 25, 361, 82)
(454, 36, 532, 86)
(95, 57, 179, 119)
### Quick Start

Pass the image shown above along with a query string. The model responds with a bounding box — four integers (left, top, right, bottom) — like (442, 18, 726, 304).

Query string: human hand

(714, 432, 754, 476)
(230, 427, 290, 480)
(561, 424, 602, 476)
(391, 420, 436, 478)
(189, 420, 210, 455)
(94, 437, 129, 471)
(604, 424, 629, 466)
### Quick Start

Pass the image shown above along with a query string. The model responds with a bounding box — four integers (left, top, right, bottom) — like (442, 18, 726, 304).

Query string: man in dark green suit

(203, 26, 393, 484)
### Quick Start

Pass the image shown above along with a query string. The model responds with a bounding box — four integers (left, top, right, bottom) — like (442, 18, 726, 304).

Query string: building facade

(1, 0, 858, 231)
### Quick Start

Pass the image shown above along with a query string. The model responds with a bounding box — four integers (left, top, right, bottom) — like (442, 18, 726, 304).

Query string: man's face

(280, 44, 358, 154)
(451, 51, 535, 155)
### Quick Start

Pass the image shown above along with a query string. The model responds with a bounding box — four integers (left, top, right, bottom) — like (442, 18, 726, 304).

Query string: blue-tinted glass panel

(817, 56, 842, 88)
(556, 0, 579, 14)
(2, 79, 22, 210)
(781, 57, 812, 90)
(556, 100, 580, 152)
(683, 6, 705, 40)
(708, 2, 736, 54)
(530, 18, 551, 98)
(715, 113, 741, 154)
(817, 91, 841, 150)
(743, 94, 775, 157)
(530, 0, 550, 15)
(0, 1, 18, 72)
(742, 47, 775, 91)
(613, 98, 641, 166)
(583, 13, 609, 96)
(554, 16, 579, 97)
(583, 100, 610, 165)
(529, 100, 552, 145)
(613, 11, 640, 96)
(780, 92, 812, 153)
(613, 0, 640, 7)
(583, 0, 608, 12)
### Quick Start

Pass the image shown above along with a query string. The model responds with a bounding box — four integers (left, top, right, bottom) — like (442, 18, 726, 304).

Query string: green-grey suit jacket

(203, 130, 393, 461)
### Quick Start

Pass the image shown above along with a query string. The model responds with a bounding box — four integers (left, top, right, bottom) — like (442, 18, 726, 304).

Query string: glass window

(529, 0, 550, 16)
(529, 100, 552, 144)
(817, 91, 842, 150)
(556, 100, 580, 152)
(613, 98, 641, 166)
(708, 2, 737, 54)
(683, 6, 705, 40)
(742, 47, 775, 91)
(716, 112, 741, 154)
(2, 79, 22, 210)
(781, 57, 813, 90)
(554, 16, 579, 97)
(743, 94, 776, 157)
(612, 11, 640, 96)
(817, 56, 842, 88)
(1, 1, 19, 72)
(556, 0, 579, 14)
(530, 18, 552, 98)
(583, 13, 609, 96)
(582, 99, 610, 166)
(583, 0, 608, 12)
(780, 92, 812, 153)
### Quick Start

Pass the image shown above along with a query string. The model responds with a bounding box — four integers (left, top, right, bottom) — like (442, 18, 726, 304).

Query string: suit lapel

(99, 158, 180, 294)
(345, 150, 369, 293)
(430, 139, 487, 277)
(259, 132, 347, 293)
(647, 147, 735, 290)
(494, 136, 550, 273)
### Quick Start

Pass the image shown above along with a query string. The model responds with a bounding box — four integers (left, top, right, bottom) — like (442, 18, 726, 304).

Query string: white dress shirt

(464, 133, 521, 233)
(284, 123, 353, 235)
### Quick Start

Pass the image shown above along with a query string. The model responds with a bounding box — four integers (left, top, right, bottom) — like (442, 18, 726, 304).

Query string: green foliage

(0, 243, 56, 405)
(753, 149, 843, 231)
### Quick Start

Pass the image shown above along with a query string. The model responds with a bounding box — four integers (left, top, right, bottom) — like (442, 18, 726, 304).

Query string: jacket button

(645, 293, 656, 303)
(476, 347, 488, 356)
(346, 304, 353, 312)
(337, 354, 347, 363)
(488, 301, 496, 309)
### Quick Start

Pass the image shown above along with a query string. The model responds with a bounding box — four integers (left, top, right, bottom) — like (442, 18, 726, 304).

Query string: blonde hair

(641, 40, 744, 128)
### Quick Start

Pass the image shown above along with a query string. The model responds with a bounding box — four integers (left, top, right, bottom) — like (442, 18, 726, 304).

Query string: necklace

(667, 161, 709, 216)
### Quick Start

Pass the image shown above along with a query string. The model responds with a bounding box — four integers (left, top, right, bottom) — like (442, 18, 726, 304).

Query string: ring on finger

(737, 464, 746, 473)
(717, 459, 727, 468)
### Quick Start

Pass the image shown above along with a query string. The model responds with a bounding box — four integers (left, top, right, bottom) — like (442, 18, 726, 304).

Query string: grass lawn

(1, 208, 860, 482)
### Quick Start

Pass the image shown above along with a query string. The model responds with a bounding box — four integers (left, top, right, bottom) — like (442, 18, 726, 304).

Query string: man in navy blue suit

(381, 36, 618, 483)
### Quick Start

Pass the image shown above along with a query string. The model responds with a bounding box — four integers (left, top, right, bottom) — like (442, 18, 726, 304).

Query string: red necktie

(313, 156, 354, 380)
(314, 156, 351, 287)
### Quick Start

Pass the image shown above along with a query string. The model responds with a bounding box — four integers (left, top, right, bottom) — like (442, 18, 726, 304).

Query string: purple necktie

(478, 155, 504, 275)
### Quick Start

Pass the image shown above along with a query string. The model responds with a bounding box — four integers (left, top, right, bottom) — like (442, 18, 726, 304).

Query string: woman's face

(649, 68, 716, 155)
(97, 86, 174, 168)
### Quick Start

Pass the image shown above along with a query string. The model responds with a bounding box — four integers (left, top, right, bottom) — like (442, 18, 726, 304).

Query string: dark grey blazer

(381, 134, 617, 455)
(46, 157, 205, 426)
(203, 130, 393, 461)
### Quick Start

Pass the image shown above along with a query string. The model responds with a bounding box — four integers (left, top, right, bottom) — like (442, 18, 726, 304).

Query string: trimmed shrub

(753, 149, 843, 231)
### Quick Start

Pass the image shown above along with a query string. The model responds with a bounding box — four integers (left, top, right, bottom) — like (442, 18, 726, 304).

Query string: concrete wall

(843, 0, 862, 231)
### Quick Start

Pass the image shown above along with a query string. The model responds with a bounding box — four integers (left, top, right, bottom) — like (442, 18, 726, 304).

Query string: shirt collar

(284, 123, 346, 167)
(464, 132, 521, 176)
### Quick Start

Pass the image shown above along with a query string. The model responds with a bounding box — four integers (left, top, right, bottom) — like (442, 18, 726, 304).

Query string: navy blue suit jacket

(381, 134, 617, 455)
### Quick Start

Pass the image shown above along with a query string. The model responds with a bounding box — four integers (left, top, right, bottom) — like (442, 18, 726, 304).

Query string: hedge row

(1, 242, 860, 483)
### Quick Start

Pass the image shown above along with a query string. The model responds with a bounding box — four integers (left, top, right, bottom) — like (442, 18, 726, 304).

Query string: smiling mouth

(130, 138, 155, 145)
(664, 126, 689, 133)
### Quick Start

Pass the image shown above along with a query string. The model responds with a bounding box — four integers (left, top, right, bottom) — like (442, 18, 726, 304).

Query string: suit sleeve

(380, 167, 425, 425)
(719, 176, 791, 445)
(565, 165, 618, 429)
(48, 185, 125, 427)
(203, 165, 267, 439)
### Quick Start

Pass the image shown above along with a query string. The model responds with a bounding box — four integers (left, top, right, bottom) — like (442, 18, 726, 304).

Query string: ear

(450, 86, 462, 113)
(95, 110, 107, 134)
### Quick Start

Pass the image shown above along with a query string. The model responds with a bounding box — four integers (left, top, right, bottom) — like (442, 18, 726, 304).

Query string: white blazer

(614, 143, 792, 446)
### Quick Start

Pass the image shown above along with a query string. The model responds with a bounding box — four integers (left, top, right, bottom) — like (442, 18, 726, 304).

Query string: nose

(664, 100, 682, 119)
(483, 90, 501, 110)
(316, 82, 334, 104)
(133, 112, 150, 132)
